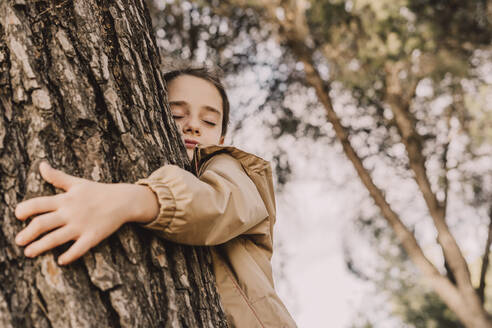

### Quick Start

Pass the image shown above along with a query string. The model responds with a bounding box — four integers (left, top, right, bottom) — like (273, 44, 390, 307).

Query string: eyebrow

(169, 100, 221, 115)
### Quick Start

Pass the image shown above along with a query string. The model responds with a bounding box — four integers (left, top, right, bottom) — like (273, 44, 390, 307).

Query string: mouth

(184, 139, 199, 148)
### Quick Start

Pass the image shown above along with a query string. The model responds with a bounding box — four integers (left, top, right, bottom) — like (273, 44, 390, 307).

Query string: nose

(183, 116, 200, 135)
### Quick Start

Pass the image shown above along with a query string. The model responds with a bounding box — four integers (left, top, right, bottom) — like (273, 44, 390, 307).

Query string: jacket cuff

(135, 175, 177, 230)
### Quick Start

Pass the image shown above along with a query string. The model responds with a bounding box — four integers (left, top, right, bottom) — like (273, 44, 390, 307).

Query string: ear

(219, 136, 225, 145)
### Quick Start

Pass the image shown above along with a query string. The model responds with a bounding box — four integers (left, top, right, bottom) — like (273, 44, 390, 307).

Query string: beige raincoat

(136, 144, 296, 328)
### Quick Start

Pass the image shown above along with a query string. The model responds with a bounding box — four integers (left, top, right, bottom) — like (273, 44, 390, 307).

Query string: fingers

(23, 225, 76, 258)
(58, 234, 96, 265)
(15, 212, 64, 246)
(16, 163, 85, 219)
(39, 162, 81, 191)
(15, 194, 61, 221)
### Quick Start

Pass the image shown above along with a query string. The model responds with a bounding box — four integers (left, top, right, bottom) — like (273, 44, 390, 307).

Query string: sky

(273, 175, 371, 327)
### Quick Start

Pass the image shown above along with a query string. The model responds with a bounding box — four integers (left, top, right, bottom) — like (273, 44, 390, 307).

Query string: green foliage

(305, 0, 491, 101)
(391, 282, 464, 328)
(466, 84, 492, 146)
(408, 0, 491, 48)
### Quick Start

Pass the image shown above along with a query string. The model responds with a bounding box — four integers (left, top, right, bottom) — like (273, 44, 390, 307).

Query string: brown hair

(163, 65, 230, 137)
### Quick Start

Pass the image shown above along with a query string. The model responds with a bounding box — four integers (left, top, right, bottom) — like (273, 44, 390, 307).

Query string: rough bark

(0, 1, 227, 327)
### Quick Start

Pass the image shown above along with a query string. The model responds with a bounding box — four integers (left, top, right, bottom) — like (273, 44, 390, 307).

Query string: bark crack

(78, 253, 122, 328)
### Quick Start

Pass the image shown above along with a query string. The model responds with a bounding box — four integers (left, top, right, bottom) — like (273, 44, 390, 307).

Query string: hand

(14, 162, 147, 265)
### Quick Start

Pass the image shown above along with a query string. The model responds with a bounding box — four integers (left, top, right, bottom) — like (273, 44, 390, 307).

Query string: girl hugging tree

(14, 65, 296, 328)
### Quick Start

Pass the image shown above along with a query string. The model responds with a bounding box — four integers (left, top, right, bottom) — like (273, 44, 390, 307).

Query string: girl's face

(167, 74, 225, 160)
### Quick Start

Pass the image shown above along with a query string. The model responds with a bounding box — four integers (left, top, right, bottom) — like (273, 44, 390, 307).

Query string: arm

(134, 153, 269, 245)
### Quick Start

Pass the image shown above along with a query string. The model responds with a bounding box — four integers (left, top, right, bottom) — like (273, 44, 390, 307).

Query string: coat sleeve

(134, 153, 269, 245)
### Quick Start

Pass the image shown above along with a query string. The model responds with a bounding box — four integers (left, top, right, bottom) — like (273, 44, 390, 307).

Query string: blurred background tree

(147, 0, 492, 326)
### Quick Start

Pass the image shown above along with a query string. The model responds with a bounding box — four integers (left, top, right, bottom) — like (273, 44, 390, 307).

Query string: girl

(14, 65, 296, 328)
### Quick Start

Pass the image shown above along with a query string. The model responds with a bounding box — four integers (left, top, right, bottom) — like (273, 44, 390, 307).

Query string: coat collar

(192, 144, 270, 176)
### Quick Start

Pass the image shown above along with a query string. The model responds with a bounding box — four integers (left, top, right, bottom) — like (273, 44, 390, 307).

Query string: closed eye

(204, 121, 216, 126)
(172, 115, 184, 119)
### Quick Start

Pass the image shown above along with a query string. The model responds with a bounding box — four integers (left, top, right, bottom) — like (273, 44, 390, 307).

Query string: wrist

(121, 183, 159, 224)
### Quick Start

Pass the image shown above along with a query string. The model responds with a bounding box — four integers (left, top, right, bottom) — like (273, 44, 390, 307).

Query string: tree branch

(384, 62, 474, 287)
(478, 205, 492, 303)
(296, 45, 438, 277)
(290, 41, 478, 323)
(442, 125, 456, 285)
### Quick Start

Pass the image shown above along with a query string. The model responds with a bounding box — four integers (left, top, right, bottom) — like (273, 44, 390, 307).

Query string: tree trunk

(0, 1, 227, 327)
